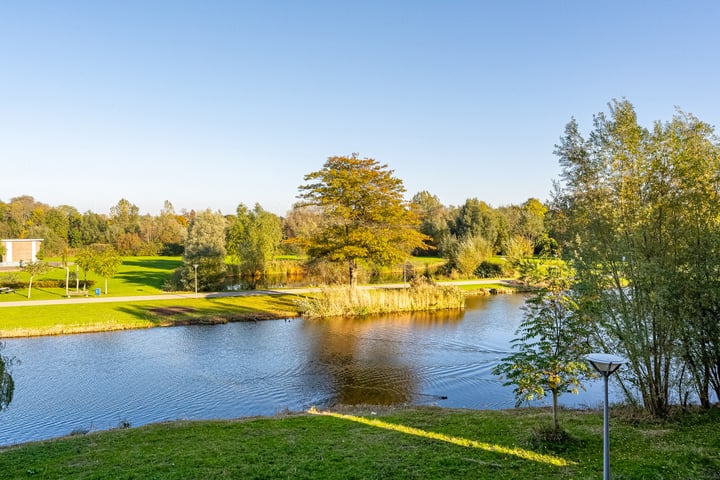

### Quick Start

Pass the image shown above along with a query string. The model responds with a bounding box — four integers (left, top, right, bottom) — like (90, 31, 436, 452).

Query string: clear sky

(2, 1, 719, 216)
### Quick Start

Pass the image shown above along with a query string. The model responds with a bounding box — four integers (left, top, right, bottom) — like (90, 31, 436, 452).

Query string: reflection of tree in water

(0, 343, 15, 413)
(303, 309, 465, 406)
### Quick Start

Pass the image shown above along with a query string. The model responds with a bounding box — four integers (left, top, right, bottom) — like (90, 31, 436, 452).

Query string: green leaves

(227, 203, 283, 287)
(553, 99, 720, 415)
(298, 154, 430, 287)
(493, 259, 592, 432)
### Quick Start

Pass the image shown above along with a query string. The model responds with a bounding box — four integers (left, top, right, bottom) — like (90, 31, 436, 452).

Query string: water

(0, 295, 609, 446)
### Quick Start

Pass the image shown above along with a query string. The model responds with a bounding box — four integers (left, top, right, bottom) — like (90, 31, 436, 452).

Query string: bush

(160, 242, 184, 256)
(475, 260, 504, 278)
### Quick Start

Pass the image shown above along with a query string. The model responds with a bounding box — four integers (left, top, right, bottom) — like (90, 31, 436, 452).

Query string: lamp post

(585, 353, 626, 480)
(192, 264, 199, 299)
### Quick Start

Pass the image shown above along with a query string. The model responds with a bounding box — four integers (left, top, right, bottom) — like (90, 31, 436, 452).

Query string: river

(0, 294, 609, 447)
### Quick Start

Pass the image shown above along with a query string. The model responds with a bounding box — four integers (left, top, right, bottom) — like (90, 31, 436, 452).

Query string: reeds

(296, 280, 465, 318)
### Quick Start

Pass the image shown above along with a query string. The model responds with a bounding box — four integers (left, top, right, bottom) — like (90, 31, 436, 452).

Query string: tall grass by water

(296, 280, 465, 318)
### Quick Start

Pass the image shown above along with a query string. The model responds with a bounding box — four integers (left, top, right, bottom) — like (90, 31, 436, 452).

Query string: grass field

(0, 293, 301, 337)
(0, 256, 184, 301)
(0, 406, 717, 479)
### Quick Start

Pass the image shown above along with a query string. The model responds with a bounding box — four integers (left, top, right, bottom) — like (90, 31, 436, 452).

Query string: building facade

(0, 239, 43, 266)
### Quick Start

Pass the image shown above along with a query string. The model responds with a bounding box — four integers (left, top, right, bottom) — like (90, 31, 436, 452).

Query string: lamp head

(585, 353, 627, 376)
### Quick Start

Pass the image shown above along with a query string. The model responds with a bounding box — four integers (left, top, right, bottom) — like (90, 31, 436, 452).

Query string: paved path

(0, 279, 515, 308)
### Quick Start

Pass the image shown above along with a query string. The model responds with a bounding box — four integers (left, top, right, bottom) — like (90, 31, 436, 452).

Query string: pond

(0, 295, 609, 447)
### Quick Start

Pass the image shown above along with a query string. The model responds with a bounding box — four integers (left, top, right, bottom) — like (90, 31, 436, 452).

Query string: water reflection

(303, 310, 465, 406)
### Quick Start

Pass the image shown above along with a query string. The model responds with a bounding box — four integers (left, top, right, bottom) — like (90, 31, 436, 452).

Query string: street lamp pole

(585, 353, 626, 480)
(192, 264, 199, 299)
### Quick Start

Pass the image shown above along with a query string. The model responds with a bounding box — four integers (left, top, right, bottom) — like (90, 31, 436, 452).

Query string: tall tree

(450, 198, 500, 250)
(553, 99, 720, 415)
(183, 209, 227, 291)
(227, 203, 283, 288)
(155, 200, 185, 255)
(109, 198, 140, 250)
(297, 154, 430, 287)
(410, 191, 450, 255)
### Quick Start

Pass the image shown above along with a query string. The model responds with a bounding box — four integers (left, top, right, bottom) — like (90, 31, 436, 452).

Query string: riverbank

(0, 280, 522, 338)
(1, 405, 717, 479)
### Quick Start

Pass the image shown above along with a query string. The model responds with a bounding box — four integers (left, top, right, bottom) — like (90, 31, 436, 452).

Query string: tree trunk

(552, 389, 559, 435)
(349, 259, 358, 289)
(27, 276, 33, 299)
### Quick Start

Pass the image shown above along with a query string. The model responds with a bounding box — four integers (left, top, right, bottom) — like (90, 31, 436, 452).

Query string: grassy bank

(0, 294, 301, 338)
(0, 406, 717, 479)
(296, 283, 465, 318)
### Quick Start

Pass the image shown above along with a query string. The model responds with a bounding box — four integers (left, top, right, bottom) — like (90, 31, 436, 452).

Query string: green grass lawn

(0, 406, 717, 479)
(0, 256, 184, 301)
(0, 294, 301, 337)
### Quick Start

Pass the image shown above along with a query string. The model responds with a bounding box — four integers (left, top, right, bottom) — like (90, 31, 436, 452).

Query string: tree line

(0, 187, 550, 288)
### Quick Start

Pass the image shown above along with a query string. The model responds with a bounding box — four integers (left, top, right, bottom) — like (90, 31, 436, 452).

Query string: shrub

(475, 260, 504, 278)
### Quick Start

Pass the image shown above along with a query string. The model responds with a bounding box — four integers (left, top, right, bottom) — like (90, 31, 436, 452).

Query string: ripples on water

(0, 294, 608, 446)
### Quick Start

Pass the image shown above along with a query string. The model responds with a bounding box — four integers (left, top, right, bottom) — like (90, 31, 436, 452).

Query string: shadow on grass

(121, 258, 184, 270)
(116, 271, 170, 291)
(30, 287, 67, 299)
(114, 295, 299, 326)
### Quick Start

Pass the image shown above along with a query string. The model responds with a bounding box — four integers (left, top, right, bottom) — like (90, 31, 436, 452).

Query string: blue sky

(2, 1, 719, 216)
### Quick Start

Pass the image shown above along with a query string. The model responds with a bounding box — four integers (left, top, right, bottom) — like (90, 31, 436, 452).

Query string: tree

(449, 234, 493, 277)
(410, 191, 450, 254)
(93, 247, 123, 294)
(283, 204, 323, 255)
(155, 200, 185, 255)
(183, 209, 227, 291)
(503, 235, 535, 267)
(450, 198, 500, 249)
(297, 154, 430, 287)
(493, 259, 592, 435)
(74, 247, 95, 291)
(227, 203, 283, 289)
(552, 99, 720, 415)
(22, 261, 48, 299)
(519, 198, 548, 251)
(0, 342, 15, 413)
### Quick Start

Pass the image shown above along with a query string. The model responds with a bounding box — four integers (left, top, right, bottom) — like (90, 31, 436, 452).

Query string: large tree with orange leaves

(298, 154, 430, 288)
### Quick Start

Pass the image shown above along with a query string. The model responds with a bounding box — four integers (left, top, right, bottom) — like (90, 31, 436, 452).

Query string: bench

(67, 290, 89, 297)
(0, 287, 14, 294)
